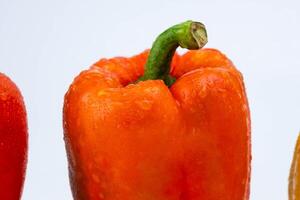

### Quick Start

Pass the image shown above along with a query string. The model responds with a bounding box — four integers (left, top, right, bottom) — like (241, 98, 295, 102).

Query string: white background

(1, 0, 300, 199)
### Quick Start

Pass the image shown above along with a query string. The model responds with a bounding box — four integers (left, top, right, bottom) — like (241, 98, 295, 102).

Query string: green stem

(138, 20, 208, 86)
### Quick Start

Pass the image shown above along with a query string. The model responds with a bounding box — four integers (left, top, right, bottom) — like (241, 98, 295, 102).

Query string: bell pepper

(0, 73, 28, 200)
(63, 20, 251, 200)
(289, 134, 300, 200)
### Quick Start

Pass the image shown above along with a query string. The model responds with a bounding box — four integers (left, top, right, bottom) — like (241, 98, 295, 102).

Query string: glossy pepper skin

(0, 73, 28, 200)
(64, 21, 251, 200)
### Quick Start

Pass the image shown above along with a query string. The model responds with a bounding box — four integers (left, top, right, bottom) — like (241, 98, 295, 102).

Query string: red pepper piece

(0, 73, 28, 200)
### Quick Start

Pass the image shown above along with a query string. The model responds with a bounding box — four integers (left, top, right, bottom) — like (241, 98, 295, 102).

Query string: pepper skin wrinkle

(63, 21, 251, 200)
(0, 73, 28, 200)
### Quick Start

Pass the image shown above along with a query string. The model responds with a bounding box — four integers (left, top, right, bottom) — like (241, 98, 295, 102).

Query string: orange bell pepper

(0, 73, 28, 200)
(289, 134, 300, 200)
(63, 21, 251, 200)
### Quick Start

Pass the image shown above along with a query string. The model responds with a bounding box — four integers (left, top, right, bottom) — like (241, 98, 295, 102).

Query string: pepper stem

(138, 20, 208, 86)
